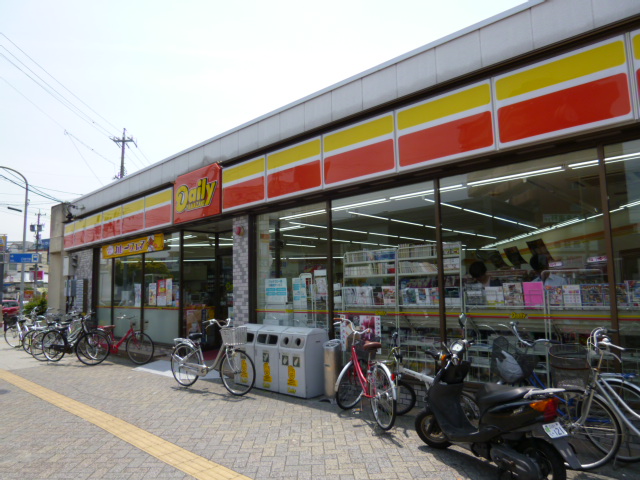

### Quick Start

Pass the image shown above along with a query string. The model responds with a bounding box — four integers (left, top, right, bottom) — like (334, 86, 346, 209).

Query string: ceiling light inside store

(286, 243, 316, 248)
(389, 184, 464, 200)
(348, 211, 389, 221)
(283, 234, 320, 240)
(332, 198, 389, 211)
(468, 166, 563, 187)
(390, 219, 423, 227)
(606, 152, 640, 164)
(280, 209, 326, 220)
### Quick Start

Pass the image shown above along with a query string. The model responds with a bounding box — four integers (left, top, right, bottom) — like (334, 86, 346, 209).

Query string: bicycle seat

(100, 325, 116, 332)
(363, 340, 382, 351)
(188, 333, 203, 342)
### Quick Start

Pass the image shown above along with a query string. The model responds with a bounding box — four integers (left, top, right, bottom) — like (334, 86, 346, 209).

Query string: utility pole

(30, 211, 45, 296)
(111, 128, 137, 179)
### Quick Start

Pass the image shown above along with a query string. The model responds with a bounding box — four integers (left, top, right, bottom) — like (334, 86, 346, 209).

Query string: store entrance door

(182, 229, 233, 349)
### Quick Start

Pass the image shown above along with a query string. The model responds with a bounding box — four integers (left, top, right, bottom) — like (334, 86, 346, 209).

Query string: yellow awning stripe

(268, 139, 321, 170)
(146, 188, 172, 208)
(223, 157, 265, 183)
(123, 199, 145, 216)
(324, 115, 394, 153)
(496, 40, 626, 101)
(398, 83, 491, 130)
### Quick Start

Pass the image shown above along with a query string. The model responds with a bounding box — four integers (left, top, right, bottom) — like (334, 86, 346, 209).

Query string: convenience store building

(49, 0, 640, 376)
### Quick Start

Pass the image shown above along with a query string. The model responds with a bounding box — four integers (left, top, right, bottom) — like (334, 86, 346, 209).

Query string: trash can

(323, 339, 343, 397)
(278, 327, 329, 398)
(242, 323, 264, 366)
(254, 325, 287, 392)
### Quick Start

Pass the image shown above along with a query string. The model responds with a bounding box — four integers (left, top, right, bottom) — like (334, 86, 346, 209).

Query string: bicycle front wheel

(4, 326, 20, 348)
(42, 331, 66, 362)
(22, 329, 37, 354)
(336, 361, 363, 409)
(30, 330, 47, 361)
(75, 331, 111, 365)
(396, 380, 417, 416)
(556, 389, 622, 470)
(126, 332, 154, 364)
(370, 364, 396, 431)
(171, 343, 199, 387)
(220, 349, 255, 396)
(602, 378, 640, 462)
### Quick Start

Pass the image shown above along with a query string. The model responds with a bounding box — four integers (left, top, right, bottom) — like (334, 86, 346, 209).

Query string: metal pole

(0, 166, 28, 315)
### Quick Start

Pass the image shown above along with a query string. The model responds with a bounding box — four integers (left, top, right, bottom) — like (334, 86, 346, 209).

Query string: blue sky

(0, 0, 526, 242)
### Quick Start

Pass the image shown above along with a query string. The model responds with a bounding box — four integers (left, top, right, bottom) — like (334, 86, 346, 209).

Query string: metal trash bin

(323, 339, 343, 397)
(254, 325, 287, 392)
(278, 327, 328, 398)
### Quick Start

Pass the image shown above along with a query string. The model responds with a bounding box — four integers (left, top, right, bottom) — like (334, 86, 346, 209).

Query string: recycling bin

(242, 323, 264, 366)
(254, 325, 287, 392)
(278, 327, 329, 398)
(323, 339, 343, 397)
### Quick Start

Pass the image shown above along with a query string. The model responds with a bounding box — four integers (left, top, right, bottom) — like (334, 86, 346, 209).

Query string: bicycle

(500, 321, 640, 469)
(334, 318, 397, 431)
(98, 315, 155, 364)
(41, 312, 111, 365)
(4, 311, 38, 348)
(170, 318, 256, 396)
(387, 331, 480, 421)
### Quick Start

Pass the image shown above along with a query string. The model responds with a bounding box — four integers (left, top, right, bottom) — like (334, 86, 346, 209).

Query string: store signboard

(102, 233, 165, 259)
(174, 163, 222, 223)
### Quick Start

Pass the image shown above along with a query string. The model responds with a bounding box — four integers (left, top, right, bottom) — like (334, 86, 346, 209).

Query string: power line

(1, 33, 121, 136)
(1, 33, 152, 177)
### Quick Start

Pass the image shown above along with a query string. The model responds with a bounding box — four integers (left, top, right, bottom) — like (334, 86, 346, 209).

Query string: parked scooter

(414, 314, 580, 480)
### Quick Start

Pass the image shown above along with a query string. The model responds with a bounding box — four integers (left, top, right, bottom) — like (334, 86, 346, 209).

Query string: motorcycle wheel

(414, 407, 451, 449)
(516, 438, 566, 480)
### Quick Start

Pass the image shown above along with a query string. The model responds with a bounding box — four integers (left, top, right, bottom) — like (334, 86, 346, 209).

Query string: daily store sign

(173, 163, 222, 223)
(102, 234, 165, 259)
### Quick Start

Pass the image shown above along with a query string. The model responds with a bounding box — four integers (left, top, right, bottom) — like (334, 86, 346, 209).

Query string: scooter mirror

(458, 313, 467, 329)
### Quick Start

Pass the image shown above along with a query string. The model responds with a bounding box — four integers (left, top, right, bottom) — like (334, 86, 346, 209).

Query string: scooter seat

(475, 383, 534, 415)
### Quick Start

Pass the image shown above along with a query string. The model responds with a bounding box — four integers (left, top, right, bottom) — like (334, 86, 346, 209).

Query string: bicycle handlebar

(591, 327, 625, 353)
(340, 318, 371, 337)
(204, 318, 232, 329)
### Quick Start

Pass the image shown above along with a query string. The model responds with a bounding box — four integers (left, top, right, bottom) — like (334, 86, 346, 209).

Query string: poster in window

(148, 283, 157, 305)
(314, 269, 328, 301)
(157, 279, 167, 306)
(265, 278, 288, 304)
(292, 278, 307, 309)
(134, 283, 141, 307)
(166, 278, 173, 306)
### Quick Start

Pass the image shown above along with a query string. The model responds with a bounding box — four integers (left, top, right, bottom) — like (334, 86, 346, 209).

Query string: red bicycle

(335, 318, 397, 430)
(99, 316, 154, 365)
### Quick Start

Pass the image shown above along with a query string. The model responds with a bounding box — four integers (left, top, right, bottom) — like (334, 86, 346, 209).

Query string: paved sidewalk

(0, 343, 637, 480)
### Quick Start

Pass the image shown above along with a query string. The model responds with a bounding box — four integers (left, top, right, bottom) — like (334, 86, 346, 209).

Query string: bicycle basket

(490, 336, 536, 384)
(220, 326, 247, 346)
(549, 344, 591, 390)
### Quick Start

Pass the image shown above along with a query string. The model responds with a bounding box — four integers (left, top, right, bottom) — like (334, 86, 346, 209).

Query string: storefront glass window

(96, 256, 112, 326)
(332, 182, 437, 366)
(144, 233, 180, 344)
(439, 148, 611, 382)
(255, 203, 329, 329)
(113, 253, 142, 337)
(605, 139, 640, 354)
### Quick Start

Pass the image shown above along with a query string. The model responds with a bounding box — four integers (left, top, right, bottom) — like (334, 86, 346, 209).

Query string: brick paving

(0, 343, 637, 479)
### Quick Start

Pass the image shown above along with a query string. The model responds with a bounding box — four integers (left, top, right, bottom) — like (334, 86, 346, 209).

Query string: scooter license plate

(543, 422, 568, 438)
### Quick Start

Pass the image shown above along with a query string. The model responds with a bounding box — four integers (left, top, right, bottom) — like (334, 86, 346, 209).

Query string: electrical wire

(1, 33, 152, 174)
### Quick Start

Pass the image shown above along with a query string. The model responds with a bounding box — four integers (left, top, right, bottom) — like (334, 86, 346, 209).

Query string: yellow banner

(102, 233, 164, 259)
